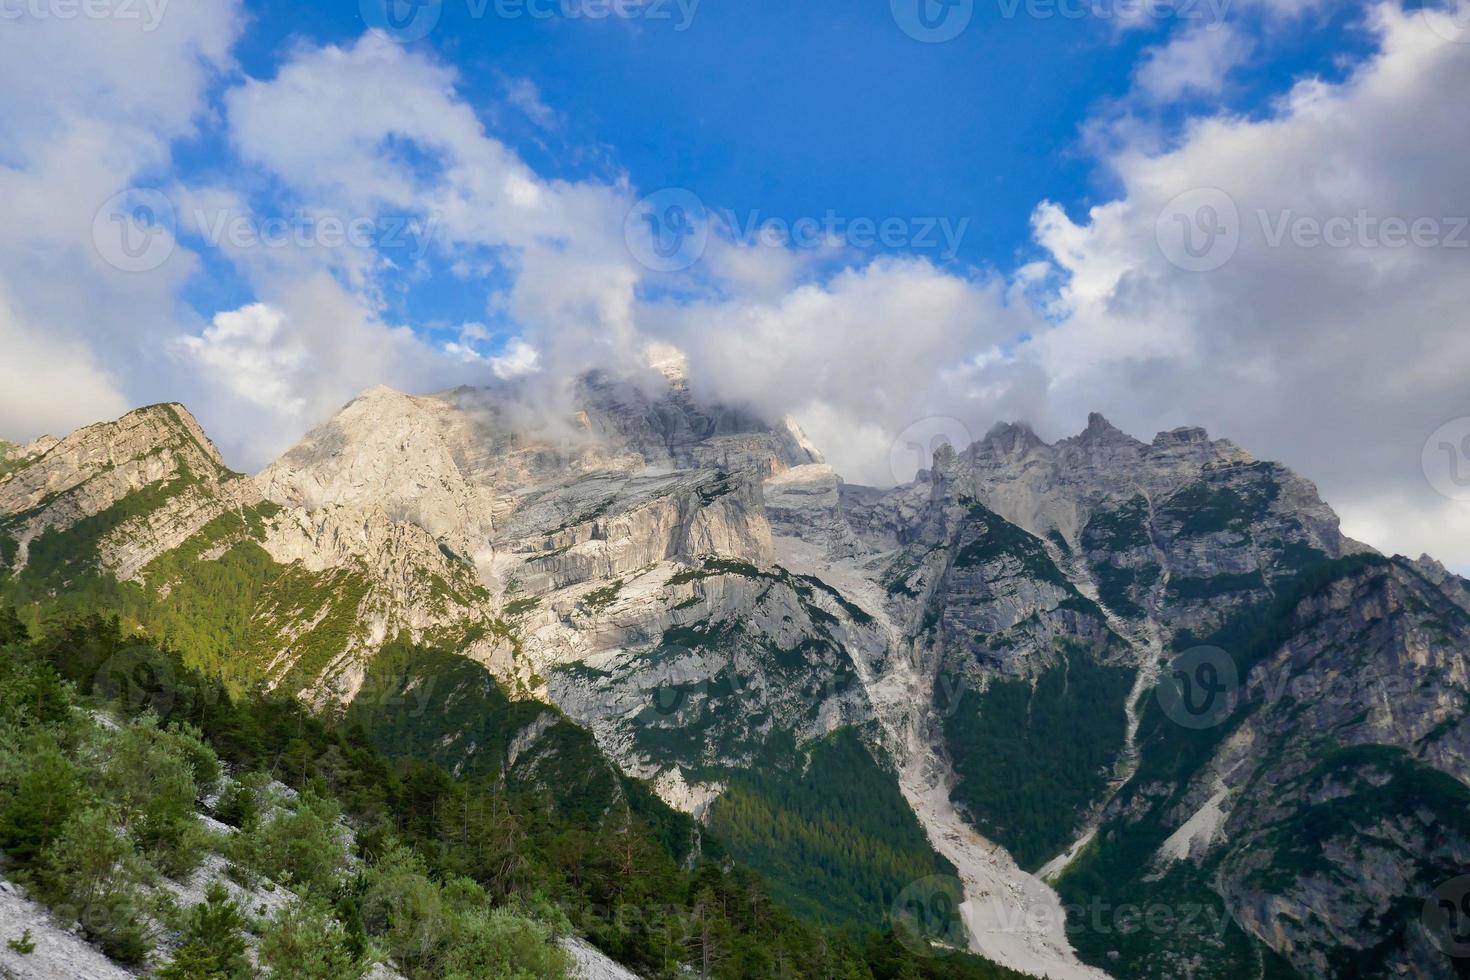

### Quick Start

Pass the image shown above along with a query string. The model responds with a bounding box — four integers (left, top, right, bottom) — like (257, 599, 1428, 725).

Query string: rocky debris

(560, 936, 643, 980)
(0, 876, 139, 980)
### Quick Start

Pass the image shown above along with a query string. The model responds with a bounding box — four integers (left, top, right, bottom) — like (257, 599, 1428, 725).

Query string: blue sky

(174, 0, 1382, 329)
(3, 0, 1470, 569)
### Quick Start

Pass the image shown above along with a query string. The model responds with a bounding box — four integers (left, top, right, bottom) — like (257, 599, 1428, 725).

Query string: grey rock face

(0, 403, 262, 579)
(6, 380, 1467, 980)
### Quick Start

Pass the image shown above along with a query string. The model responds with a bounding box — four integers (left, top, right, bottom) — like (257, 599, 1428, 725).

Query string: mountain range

(2, 358, 1467, 980)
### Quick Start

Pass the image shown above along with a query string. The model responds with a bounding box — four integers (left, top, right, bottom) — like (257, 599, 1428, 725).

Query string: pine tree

(0, 737, 80, 863)
(158, 882, 250, 980)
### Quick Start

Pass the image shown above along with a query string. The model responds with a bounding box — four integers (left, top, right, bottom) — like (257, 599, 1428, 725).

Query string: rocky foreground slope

(2, 363, 1467, 979)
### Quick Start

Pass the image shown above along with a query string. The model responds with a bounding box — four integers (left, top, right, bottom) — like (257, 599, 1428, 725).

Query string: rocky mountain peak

(974, 420, 1045, 460)
(1078, 412, 1139, 446)
(253, 371, 820, 612)
(0, 402, 231, 507)
(0, 401, 259, 581)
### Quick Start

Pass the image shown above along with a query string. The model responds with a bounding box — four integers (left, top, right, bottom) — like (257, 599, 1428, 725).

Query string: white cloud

(640, 256, 1043, 484)
(443, 326, 542, 379)
(220, 35, 649, 403)
(179, 304, 311, 416)
(5, 0, 1469, 573)
(488, 339, 542, 379)
(175, 277, 483, 465)
(0, 287, 129, 442)
(1134, 26, 1254, 102)
(0, 1, 242, 443)
(502, 76, 559, 129)
(1018, 2, 1470, 566)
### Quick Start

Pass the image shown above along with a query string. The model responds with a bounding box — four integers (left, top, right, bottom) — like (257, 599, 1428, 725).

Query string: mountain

(1, 366, 1466, 980)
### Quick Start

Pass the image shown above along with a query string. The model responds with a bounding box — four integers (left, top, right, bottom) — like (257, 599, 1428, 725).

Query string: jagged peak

(981, 420, 1045, 453)
(25, 435, 60, 456)
(645, 341, 689, 383)
(1083, 412, 1128, 439)
(1061, 412, 1147, 450)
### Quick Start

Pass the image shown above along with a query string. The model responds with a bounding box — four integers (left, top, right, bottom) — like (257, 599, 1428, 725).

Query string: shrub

(158, 882, 250, 980)
(232, 790, 346, 895)
(441, 907, 571, 980)
(360, 842, 448, 974)
(84, 716, 206, 876)
(213, 771, 268, 829)
(165, 722, 221, 801)
(0, 657, 72, 732)
(38, 806, 153, 964)
(0, 735, 82, 864)
(259, 899, 366, 979)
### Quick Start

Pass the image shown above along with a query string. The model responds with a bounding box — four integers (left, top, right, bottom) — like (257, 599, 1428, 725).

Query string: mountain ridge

(2, 375, 1466, 979)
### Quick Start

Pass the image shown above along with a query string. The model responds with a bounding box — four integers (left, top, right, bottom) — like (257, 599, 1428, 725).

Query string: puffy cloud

(1020, 2, 1470, 567)
(175, 278, 485, 466)
(640, 256, 1043, 484)
(179, 304, 311, 416)
(0, 0, 242, 444)
(443, 326, 542, 379)
(218, 35, 648, 410)
(5, 0, 1469, 573)
(1133, 25, 1254, 102)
